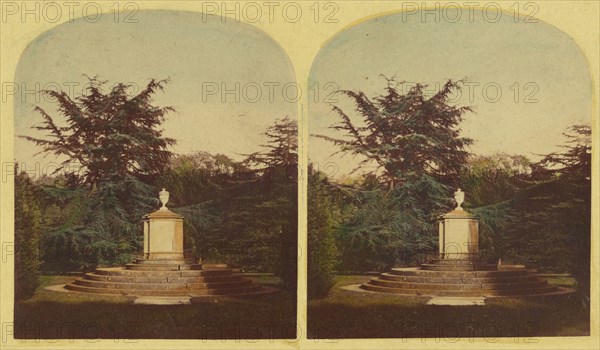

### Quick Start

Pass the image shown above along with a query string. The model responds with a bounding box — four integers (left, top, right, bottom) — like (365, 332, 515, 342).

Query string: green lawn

(307, 275, 589, 339)
(14, 275, 296, 339)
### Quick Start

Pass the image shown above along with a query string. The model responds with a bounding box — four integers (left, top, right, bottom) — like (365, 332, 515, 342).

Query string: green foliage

(22, 77, 174, 271)
(242, 116, 298, 291)
(317, 80, 472, 268)
(461, 154, 530, 261)
(469, 200, 516, 262)
(308, 166, 340, 298)
(156, 117, 298, 292)
(39, 174, 155, 271)
(315, 79, 473, 190)
(14, 166, 42, 299)
(462, 154, 531, 206)
(157, 151, 245, 257)
(246, 116, 298, 168)
(338, 175, 450, 270)
(512, 125, 591, 295)
(21, 76, 175, 186)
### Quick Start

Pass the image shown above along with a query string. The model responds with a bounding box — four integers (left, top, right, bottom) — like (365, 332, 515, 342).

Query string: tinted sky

(309, 11, 592, 178)
(13, 10, 593, 179)
(14, 10, 296, 168)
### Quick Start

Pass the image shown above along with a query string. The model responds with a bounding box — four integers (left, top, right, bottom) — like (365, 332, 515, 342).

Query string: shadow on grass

(14, 275, 297, 340)
(307, 276, 590, 339)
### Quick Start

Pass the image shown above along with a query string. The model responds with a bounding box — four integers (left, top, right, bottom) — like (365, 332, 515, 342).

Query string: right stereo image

(307, 9, 591, 339)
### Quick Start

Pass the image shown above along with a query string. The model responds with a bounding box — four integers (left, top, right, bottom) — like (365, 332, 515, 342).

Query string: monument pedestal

(438, 209, 478, 260)
(426, 204, 496, 270)
(143, 209, 185, 260)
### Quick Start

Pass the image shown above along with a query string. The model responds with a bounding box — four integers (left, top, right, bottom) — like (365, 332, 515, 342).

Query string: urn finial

(159, 188, 169, 210)
(454, 188, 465, 210)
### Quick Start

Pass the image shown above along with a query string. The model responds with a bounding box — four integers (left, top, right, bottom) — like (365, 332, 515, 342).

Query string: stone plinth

(438, 209, 478, 260)
(143, 209, 184, 260)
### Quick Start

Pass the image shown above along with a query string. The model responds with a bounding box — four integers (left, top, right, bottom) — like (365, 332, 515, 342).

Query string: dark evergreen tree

(22, 76, 175, 270)
(246, 116, 298, 169)
(243, 116, 298, 291)
(14, 165, 42, 299)
(316, 80, 473, 269)
(22, 76, 175, 187)
(308, 165, 340, 298)
(316, 79, 473, 191)
(512, 125, 591, 296)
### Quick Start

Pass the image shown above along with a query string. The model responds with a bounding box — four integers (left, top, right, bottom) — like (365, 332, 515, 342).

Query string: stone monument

(142, 188, 185, 260)
(65, 189, 275, 298)
(438, 188, 479, 261)
(359, 189, 574, 298)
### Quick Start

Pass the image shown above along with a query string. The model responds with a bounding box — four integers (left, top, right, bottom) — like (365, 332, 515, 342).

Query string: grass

(307, 275, 590, 339)
(16, 275, 589, 340)
(14, 275, 296, 339)
(541, 274, 577, 287)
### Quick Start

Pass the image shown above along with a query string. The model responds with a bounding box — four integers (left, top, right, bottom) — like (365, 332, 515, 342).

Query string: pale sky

(13, 10, 593, 179)
(14, 10, 296, 169)
(309, 11, 592, 178)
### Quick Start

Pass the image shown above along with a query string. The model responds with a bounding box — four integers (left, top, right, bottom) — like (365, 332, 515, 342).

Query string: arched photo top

(309, 8, 592, 178)
(15, 10, 297, 167)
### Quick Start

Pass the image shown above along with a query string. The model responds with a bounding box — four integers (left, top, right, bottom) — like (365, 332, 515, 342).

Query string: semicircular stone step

(125, 263, 203, 271)
(65, 283, 264, 296)
(94, 267, 234, 278)
(95, 268, 198, 277)
(360, 282, 558, 297)
(75, 279, 187, 290)
(428, 259, 492, 265)
(84, 272, 243, 284)
(368, 277, 548, 291)
(389, 268, 531, 278)
(379, 272, 541, 284)
(360, 264, 567, 298)
(73, 277, 253, 290)
(421, 263, 497, 271)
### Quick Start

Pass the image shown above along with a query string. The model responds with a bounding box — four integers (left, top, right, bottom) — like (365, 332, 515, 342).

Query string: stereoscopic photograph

(11, 10, 297, 339)
(307, 8, 592, 339)
(1, 0, 597, 349)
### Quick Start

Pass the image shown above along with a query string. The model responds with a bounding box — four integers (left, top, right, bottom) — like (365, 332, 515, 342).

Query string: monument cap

(146, 208, 183, 219)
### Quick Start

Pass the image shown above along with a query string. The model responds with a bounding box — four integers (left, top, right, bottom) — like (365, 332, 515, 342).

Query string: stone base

(358, 261, 575, 298)
(63, 260, 276, 297)
(421, 258, 497, 271)
(145, 253, 185, 260)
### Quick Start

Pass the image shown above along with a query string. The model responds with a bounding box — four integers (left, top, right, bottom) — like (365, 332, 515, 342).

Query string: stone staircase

(65, 259, 273, 297)
(360, 260, 573, 298)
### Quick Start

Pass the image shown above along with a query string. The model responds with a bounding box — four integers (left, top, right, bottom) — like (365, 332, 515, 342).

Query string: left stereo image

(12, 10, 298, 340)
